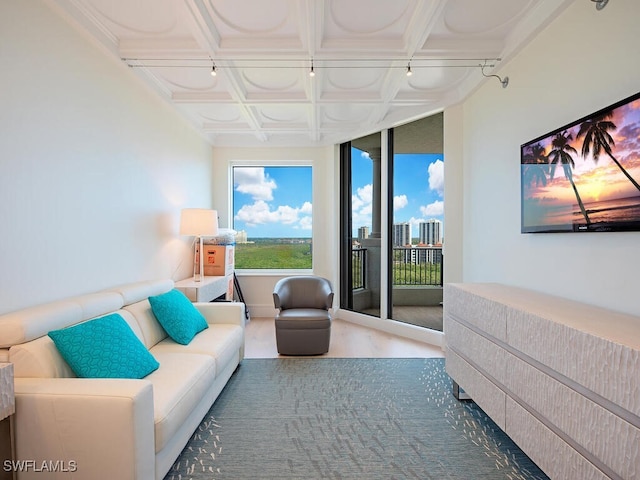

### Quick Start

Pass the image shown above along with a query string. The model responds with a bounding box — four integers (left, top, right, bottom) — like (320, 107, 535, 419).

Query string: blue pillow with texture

(148, 289, 208, 345)
(48, 314, 159, 379)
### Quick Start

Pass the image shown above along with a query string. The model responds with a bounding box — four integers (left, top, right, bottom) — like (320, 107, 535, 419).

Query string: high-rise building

(357, 226, 369, 241)
(235, 230, 248, 244)
(393, 222, 412, 246)
(419, 219, 442, 245)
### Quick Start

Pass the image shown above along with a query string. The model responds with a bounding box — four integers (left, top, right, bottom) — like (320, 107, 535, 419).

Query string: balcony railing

(393, 246, 443, 286)
(352, 247, 366, 289)
(352, 246, 443, 288)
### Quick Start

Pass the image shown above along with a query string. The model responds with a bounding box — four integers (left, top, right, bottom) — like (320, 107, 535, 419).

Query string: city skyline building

(419, 219, 442, 245)
(358, 226, 369, 241)
(393, 222, 412, 247)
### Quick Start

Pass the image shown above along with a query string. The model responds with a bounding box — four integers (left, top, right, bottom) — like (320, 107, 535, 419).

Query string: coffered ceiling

(51, 0, 573, 147)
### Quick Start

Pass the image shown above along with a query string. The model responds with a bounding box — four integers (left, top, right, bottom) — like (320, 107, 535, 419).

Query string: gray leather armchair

(273, 276, 333, 355)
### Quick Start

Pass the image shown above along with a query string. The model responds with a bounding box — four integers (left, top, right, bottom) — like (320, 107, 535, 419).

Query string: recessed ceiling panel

(322, 104, 373, 125)
(326, 0, 412, 35)
(259, 105, 307, 124)
(241, 67, 300, 92)
(401, 67, 469, 91)
(325, 67, 384, 92)
(443, 0, 535, 35)
(149, 67, 219, 92)
(197, 105, 244, 123)
(207, 0, 295, 35)
(87, 0, 180, 35)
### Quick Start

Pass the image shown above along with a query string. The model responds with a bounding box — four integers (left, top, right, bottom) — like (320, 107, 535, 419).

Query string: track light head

(210, 62, 217, 77)
(592, 0, 609, 10)
(406, 63, 413, 77)
(309, 59, 315, 77)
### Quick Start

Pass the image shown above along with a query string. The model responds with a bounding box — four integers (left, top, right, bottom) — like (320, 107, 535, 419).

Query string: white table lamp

(180, 208, 219, 282)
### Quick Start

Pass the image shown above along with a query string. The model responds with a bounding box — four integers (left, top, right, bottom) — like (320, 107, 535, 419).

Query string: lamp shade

(179, 208, 219, 237)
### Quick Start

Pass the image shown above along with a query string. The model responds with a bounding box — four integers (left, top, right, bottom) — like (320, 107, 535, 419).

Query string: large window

(232, 165, 313, 270)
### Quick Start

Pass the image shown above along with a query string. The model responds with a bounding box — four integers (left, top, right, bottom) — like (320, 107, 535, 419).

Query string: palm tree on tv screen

(576, 110, 640, 192)
(522, 142, 549, 187)
(548, 130, 590, 225)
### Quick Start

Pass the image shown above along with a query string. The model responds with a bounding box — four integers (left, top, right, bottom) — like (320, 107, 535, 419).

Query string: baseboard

(336, 308, 444, 348)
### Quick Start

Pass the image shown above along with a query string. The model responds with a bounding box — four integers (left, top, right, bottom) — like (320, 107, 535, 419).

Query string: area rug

(164, 358, 549, 480)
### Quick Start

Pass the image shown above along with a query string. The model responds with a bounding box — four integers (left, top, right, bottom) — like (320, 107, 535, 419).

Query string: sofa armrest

(195, 302, 246, 327)
(13, 378, 155, 480)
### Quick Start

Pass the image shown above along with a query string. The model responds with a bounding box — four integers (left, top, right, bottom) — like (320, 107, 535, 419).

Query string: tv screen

(521, 91, 640, 233)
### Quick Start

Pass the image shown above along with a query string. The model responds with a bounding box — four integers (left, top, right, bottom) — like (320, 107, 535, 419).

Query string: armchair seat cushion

(275, 309, 331, 328)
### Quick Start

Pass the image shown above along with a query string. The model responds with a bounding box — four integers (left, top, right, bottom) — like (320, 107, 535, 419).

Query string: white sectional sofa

(0, 279, 245, 480)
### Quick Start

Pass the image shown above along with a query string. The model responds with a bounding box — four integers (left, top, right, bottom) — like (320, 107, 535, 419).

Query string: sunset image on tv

(521, 92, 640, 233)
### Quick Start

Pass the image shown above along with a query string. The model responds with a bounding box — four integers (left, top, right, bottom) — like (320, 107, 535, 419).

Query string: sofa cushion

(145, 352, 216, 453)
(48, 314, 160, 379)
(148, 290, 208, 345)
(9, 335, 76, 378)
(123, 300, 168, 349)
(151, 324, 243, 377)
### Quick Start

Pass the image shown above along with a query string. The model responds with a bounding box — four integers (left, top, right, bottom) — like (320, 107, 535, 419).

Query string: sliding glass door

(390, 115, 444, 330)
(340, 133, 381, 317)
(340, 114, 444, 331)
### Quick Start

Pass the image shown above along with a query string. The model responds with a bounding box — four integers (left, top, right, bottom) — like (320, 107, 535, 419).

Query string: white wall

(0, 0, 213, 313)
(457, 0, 640, 315)
(212, 146, 336, 317)
(443, 104, 464, 284)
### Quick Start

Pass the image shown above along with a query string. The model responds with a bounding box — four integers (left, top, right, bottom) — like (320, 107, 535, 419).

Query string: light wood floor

(245, 317, 444, 359)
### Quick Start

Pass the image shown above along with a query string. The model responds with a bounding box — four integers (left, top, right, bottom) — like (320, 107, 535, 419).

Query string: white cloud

(235, 200, 275, 226)
(297, 215, 313, 230)
(428, 159, 444, 196)
(361, 151, 371, 159)
(235, 199, 312, 230)
(420, 200, 444, 216)
(394, 194, 408, 211)
(234, 167, 277, 201)
(300, 201, 312, 214)
(351, 184, 373, 230)
(352, 184, 373, 215)
(356, 184, 372, 204)
(408, 216, 426, 229)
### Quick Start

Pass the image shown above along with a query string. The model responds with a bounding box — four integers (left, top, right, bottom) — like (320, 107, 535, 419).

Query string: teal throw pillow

(148, 289, 208, 345)
(48, 313, 159, 379)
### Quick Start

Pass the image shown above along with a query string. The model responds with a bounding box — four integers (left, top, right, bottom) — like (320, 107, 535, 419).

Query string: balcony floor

(361, 305, 443, 332)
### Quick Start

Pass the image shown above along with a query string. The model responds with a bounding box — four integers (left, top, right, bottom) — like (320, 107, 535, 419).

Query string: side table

(0, 363, 15, 480)
(175, 275, 230, 302)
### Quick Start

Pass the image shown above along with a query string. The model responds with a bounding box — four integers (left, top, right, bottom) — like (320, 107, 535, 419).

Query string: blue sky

(352, 148, 444, 238)
(232, 152, 444, 239)
(233, 166, 312, 238)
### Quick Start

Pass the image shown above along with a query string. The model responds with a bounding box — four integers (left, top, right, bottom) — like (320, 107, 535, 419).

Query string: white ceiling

(52, 0, 573, 147)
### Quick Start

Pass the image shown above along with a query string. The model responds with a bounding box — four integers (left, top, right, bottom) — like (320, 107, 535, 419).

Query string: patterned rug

(164, 358, 549, 480)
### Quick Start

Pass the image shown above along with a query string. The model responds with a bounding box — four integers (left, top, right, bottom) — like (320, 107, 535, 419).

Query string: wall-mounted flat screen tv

(521, 91, 640, 233)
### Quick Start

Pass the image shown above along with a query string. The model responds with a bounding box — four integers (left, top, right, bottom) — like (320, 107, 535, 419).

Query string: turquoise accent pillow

(48, 314, 159, 379)
(148, 289, 208, 345)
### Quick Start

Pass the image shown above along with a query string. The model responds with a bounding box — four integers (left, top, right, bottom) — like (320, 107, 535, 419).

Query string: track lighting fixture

(122, 57, 506, 77)
(591, 0, 608, 10)
(479, 60, 508, 88)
